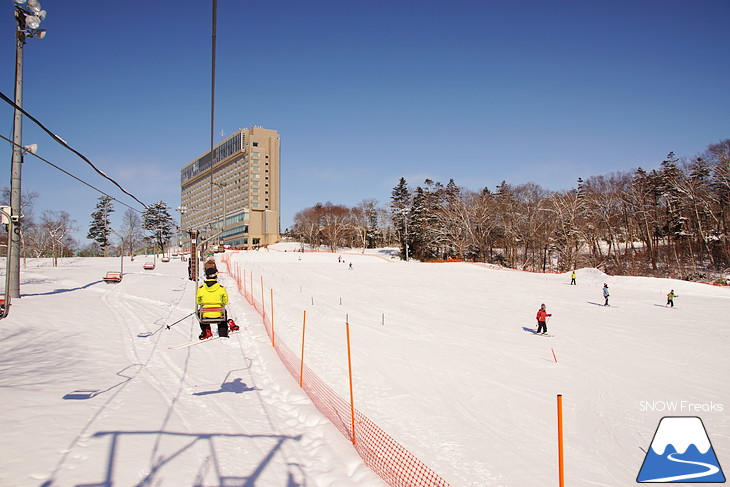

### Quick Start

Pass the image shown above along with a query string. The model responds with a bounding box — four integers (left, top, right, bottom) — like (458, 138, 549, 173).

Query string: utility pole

(8, 1, 47, 298)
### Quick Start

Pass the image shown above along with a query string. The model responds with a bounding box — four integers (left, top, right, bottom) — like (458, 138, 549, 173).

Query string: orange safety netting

(219, 253, 452, 487)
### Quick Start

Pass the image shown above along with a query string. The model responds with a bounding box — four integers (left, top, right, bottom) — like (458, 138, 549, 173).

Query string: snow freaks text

(639, 401, 724, 413)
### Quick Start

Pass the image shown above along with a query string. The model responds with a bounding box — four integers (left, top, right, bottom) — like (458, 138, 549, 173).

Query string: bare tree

(545, 190, 583, 271)
(351, 199, 381, 251)
(319, 203, 352, 252)
(292, 204, 324, 249)
(40, 210, 78, 266)
(120, 208, 145, 255)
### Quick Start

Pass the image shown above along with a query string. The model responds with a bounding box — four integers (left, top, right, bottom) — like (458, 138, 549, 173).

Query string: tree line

(86, 197, 176, 257)
(0, 191, 177, 265)
(290, 139, 730, 280)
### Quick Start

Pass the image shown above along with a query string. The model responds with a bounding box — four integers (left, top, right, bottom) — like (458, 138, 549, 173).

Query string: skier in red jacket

(535, 303, 552, 335)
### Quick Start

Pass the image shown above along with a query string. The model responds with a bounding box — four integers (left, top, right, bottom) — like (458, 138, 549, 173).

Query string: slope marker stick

(557, 394, 565, 487)
(299, 310, 307, 388)
(346, 317, 356, 445)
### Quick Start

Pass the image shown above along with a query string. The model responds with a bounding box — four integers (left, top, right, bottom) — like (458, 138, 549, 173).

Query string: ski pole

(166, 312, 195, 329)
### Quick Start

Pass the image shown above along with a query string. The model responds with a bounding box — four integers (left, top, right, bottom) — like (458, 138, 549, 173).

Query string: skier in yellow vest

(196, 267, 229, 339)
(666, 290, 678, 308)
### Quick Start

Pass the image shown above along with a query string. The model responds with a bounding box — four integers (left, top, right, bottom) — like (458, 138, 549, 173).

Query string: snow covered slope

(1, 248, 728, 486)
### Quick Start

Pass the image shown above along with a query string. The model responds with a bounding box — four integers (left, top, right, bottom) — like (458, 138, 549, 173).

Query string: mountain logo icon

(637, 416, 726, 483)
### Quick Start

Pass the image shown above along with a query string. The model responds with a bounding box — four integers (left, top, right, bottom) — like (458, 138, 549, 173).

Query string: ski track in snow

(2, 252, 729, 486)
(4, 258, 383, 486)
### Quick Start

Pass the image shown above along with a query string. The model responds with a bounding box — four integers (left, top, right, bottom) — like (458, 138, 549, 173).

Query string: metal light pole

(9, 0, 46, 299)
(212, 181, 227, 242)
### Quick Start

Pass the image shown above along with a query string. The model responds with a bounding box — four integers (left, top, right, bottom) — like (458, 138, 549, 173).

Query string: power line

(0, 89, 149, 209)
(0, 133, 143, 214)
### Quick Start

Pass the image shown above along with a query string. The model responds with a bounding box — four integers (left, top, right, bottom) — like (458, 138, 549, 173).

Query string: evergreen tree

(142, 201, 176, 255)
(390, 177, 411, 259)
(409, 186, 428, 260)
(364, 200, 381, 248)
(87, 196, 114, 256)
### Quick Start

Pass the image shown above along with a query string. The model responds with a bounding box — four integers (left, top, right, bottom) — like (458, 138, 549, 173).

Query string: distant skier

(603, 283, 610, 306)
(535, 303, 552, 334)
(666, 290, 678, 307)
(570, 271, 576, 285)
(348, 262, 353, 270)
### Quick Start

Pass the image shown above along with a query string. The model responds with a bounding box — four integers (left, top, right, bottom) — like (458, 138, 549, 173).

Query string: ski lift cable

(0, 90, 149, 209)
(0, 133, 143, 214)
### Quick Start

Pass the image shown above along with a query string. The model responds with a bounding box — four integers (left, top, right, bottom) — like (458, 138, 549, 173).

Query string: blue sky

(1, 0, 729, 243)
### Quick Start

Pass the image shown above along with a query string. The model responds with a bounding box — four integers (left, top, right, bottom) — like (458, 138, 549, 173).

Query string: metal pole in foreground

(8, 1, 47, 299)
(8, 16, 24, 299)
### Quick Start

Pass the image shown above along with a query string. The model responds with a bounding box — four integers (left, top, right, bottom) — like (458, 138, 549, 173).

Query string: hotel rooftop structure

(179, 126, 280, 249)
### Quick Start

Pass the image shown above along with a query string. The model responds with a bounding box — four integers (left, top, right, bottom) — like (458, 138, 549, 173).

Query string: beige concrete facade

(179, 127, 280, 249)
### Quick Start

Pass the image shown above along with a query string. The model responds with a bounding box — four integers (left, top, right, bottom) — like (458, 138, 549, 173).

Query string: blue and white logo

(637, 416, 725, 483)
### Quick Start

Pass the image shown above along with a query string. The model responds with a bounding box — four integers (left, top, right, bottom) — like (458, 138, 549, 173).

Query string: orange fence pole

(346, 318, 356, 445)
(261, 276, 265, 320)
(299, 310, 307, 387)
(270, 288, 275, 347)
(557, 394, 564, 487)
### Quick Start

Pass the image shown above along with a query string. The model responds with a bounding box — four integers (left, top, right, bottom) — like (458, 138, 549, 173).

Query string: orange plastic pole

(270, 288, 275, 347)
(557, 394, 564, 487)
(260, 276, 265, 320)
(552, 348, 558, 363)
(299, 310, 307, 387)
(346, 319, 356, 445)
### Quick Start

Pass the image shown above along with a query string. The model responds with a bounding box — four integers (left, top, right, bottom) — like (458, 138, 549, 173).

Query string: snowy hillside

(1, 246, 728, 486)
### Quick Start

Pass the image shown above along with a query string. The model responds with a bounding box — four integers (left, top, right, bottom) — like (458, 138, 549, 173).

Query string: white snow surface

(1, 243, 728, 486)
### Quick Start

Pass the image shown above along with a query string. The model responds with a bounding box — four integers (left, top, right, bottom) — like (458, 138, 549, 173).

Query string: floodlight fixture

(26, 0, 42, 14)
(23, 143, 37, 154)
(25, 15, 40, 29)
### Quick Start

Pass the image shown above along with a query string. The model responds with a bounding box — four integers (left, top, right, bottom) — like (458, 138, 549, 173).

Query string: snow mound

(574, 267, 608, 279)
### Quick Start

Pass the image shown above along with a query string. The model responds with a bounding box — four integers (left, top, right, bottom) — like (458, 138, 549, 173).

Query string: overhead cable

(0, 90, 148, 209)
(0, 133, 143, 214)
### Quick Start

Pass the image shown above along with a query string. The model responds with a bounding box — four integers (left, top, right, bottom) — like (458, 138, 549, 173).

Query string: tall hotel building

(179, 126, 280, 249)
